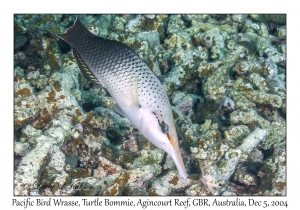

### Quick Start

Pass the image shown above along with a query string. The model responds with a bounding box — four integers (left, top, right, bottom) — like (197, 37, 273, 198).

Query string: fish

(60, 17, 188, 180)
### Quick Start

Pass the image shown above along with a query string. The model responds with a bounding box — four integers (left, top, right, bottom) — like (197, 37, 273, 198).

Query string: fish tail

(59, 17, 95, 48)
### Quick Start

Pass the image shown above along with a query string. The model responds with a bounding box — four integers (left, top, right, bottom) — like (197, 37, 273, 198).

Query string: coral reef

(14, 14, 286, 196)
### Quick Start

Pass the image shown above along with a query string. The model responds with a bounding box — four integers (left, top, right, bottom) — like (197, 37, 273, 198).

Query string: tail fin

(59, 17, 95, 48)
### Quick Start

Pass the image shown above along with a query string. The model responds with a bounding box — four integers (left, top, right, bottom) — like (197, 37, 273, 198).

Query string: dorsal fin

(72, 48, 101, 85)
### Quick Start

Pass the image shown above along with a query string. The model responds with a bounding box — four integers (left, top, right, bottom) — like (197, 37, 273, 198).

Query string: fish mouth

(170, 149, 188, 180)
(165, 132, 187, 180)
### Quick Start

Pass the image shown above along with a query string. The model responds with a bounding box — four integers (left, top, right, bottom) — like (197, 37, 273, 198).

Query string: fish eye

(159, 120, 169, 133)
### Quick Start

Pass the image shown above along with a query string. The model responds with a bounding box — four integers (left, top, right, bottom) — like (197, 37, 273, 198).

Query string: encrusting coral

(14, 14, 286, 196)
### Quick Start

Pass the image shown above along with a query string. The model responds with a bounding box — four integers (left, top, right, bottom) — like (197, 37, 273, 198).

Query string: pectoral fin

(113, 104, 127, 117)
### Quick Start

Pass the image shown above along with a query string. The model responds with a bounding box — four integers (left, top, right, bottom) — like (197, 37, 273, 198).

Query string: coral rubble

(14, 14, 286, 196)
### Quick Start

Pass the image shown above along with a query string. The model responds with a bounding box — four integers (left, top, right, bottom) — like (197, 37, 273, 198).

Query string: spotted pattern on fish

(60, 18, 187, 179)
(61, 19, 170, 123)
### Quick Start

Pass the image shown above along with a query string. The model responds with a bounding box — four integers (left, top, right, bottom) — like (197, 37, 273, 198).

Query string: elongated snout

(170, 148, 188, 180)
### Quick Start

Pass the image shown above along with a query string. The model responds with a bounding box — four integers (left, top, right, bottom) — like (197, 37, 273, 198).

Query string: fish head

(139, 106, 187, 179)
